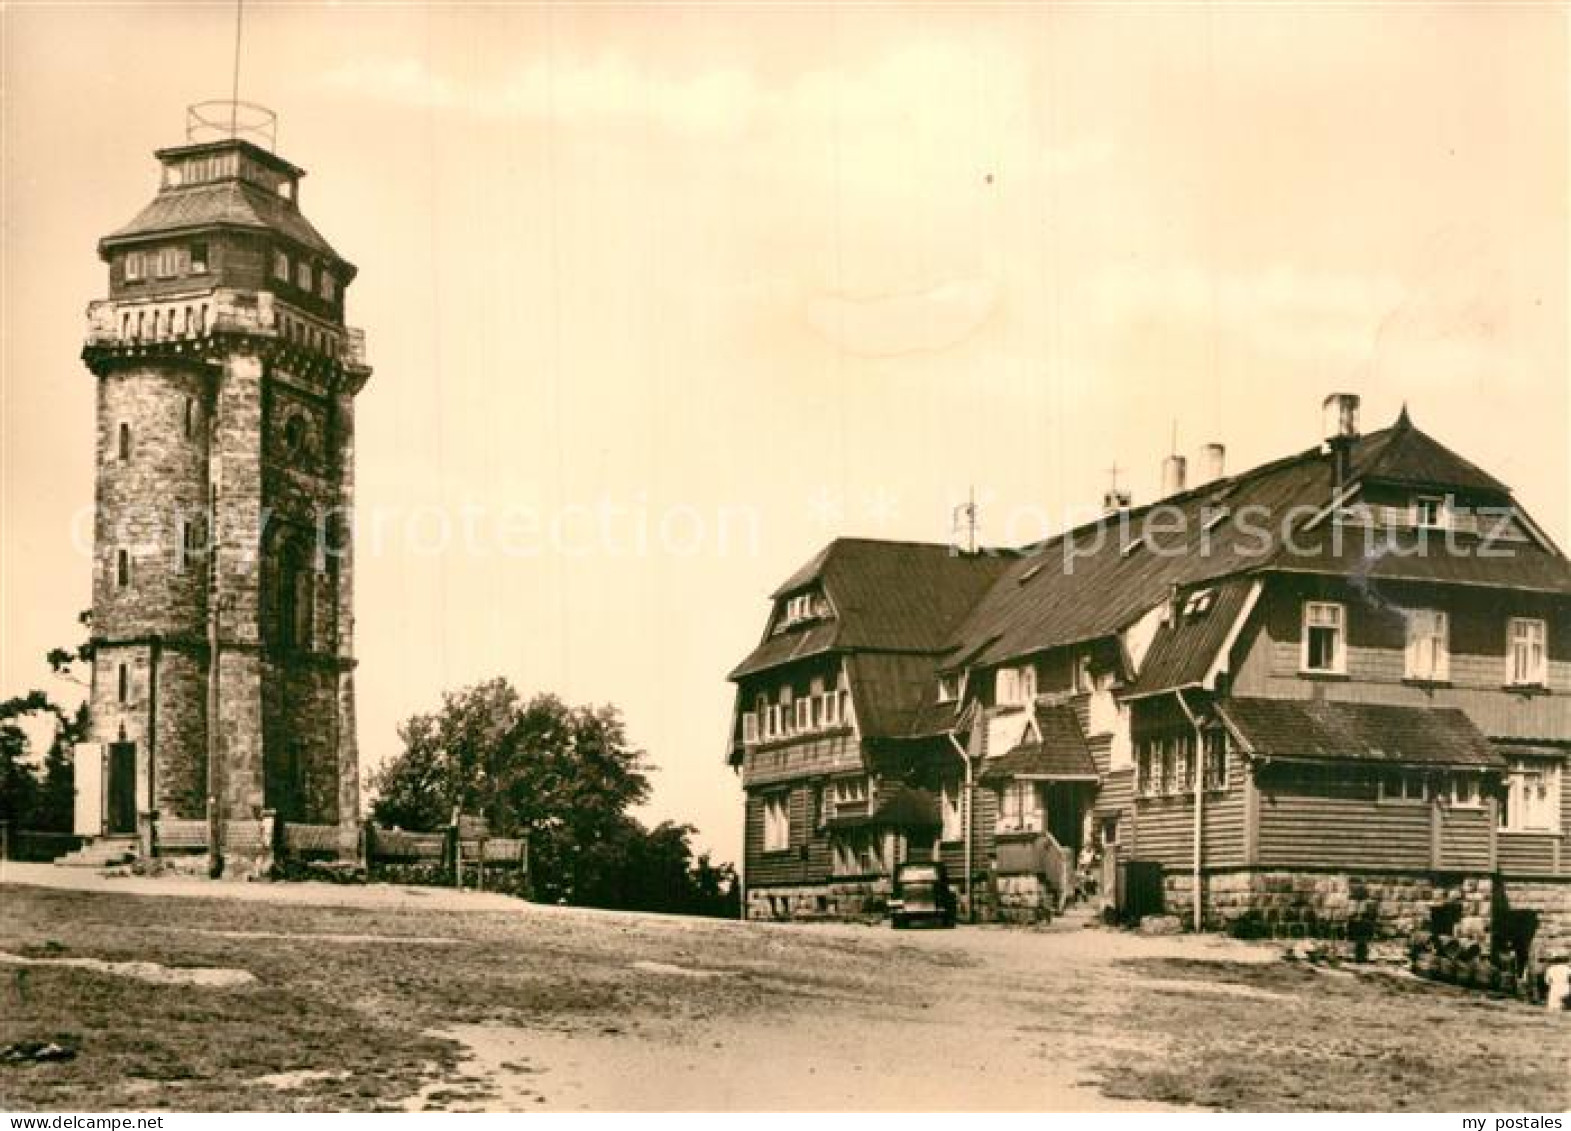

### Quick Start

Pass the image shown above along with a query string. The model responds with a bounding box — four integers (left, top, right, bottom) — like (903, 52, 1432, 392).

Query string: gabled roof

(1123, 579, 1257, 699)
(942, 412, 1568, 671)
(101, 179, 347, 265)
(979, 702, 1098, 783)
(730, 538, 1010, 680)
(1218, 697, 1504, 768)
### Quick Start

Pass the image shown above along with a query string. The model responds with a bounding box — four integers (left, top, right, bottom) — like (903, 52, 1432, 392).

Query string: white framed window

(940, 780, 963, 842)
(832, 828, 883, 876)
(273, 249, 290, 282)
(997, 780, 1041, 833)
(1379, 770, 1428, 804)
(832, 776, 868, 810)
(1404, 609, 1450, 682)
(936, 673, 960, 703)
(995, 664, 1036, 707)
(1500, 756, 1561, 832)
(820, 689, 840, 728)
(762, 794, 790, 852)
(156, 247, 183, 278)
(1136, 745, 1154, 797)
(765, 703, 783, 740)
(1302, 601, 1346, 674)
(1412, 495, 1450, 530)
(794, 698, 812, 732)
(1173, 734, 1194, 794)
(1447, 772, 1483, 810)
(742, 711, 759, 745)
(1203, 731, 1229, 792)
(320, 272, 336, 301)
(1159, 740, 1177, 796)
(124, 251, 145, 282)
(297, 260, 313, 291)
(1507, 618, 1548, 687)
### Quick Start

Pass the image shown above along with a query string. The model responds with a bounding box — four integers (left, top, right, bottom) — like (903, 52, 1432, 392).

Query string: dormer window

(996, 664, 1036, 707)
(782, 591, 821, 626)
(1183, 588, 1216, 618)
(936, 673, 960, 703)
(1412, 495, 1450, 530)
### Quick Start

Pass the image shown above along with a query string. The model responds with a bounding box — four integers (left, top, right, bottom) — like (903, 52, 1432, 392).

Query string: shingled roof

(1123, 579, 1258, 699)
(941, 411, 1568, 671)
(101, 179, 347, 264)
(1218, 697, 1504, 768)
(979, 702, 1098, 783)
(730, 538, 1011, 680)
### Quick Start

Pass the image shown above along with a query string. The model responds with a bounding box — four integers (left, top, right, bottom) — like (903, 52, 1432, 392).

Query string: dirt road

(1, 864, 1565, 1112)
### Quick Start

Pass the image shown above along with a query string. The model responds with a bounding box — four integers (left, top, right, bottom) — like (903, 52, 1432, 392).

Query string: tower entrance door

(106, 742, 137, 835)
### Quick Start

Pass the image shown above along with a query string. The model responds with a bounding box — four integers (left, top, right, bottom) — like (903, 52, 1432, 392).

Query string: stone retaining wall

(1163, 868, 1571, 949)
(745, 878, 889, 922)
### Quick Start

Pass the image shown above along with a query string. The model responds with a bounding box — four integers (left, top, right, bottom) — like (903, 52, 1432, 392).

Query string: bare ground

(0, 863, 1565, 1112)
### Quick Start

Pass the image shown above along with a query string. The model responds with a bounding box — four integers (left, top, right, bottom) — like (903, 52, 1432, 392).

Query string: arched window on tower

(276, 540, 315, 653)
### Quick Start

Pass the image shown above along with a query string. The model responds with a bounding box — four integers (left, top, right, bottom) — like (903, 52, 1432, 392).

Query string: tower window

(296, 261, 313, 291)
(117, 421, 131, 461)
(273, 250, 290, 282)
(184, 397, 197, 439)
(189, 242, 208, 274)
(115, 548, 130, 589)
(156, 248, 183, 278)
(198, 304, 209, 335)
(320, 272, 336, 301)
(124, 252, 145, 282)
(117, 663, 129, 704)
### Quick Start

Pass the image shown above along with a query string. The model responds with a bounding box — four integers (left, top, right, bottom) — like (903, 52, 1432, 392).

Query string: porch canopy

(980, 702, 1099, 784)
(1216, 697, 1506, 768)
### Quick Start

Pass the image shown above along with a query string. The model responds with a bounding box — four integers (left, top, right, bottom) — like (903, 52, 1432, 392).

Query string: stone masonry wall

(746, 878, 891, 921)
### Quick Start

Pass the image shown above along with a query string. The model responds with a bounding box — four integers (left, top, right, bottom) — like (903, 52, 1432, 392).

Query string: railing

(85, 291, 365, 368)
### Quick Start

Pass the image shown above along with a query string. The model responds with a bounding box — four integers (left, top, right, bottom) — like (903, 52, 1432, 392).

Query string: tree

(368, 678, 654, 903)
(369, 679, 740, 914)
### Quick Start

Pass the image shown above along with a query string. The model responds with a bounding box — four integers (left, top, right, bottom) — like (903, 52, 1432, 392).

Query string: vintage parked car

(889, 860, 957, 929)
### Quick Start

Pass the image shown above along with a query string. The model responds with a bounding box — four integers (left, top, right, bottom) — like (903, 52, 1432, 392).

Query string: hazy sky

(2, 3, 1566, 858)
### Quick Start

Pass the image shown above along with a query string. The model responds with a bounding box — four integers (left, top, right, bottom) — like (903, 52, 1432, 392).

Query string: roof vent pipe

(1161, 453, 1187, 498)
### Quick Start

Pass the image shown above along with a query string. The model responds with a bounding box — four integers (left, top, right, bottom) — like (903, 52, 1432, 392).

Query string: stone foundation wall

(745, 878, 889, 922)
(991, 873, 1052, 924)
(1164, 868, 1571, 950)
(1498, 878, 1571, 956)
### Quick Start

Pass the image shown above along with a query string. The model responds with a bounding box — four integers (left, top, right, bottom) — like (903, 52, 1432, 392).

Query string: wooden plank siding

(741, 731, 861, 788)
(1127, 752, 1248, 870)
(1438, 806, 1493, 871)
(1229, 577, 1571, 743)
(1498, 832, 1559, 876)
(1254, 763, 1432, 870)
(743, 784, 831, 888)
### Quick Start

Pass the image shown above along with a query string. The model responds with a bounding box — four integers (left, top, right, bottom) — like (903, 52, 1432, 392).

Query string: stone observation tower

(78, 102, 370, 869)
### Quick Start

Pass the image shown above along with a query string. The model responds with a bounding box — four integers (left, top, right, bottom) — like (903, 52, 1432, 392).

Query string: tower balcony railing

(85, 289, 367, 369)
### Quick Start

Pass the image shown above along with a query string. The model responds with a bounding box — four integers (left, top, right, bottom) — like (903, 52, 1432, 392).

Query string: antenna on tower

(952, 487, 979, 555)
(229, 0, 245, 137)
(186, 0, 277, 149)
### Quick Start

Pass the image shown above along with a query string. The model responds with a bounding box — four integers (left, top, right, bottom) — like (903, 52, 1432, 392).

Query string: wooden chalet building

(727, 396, 1571, 946)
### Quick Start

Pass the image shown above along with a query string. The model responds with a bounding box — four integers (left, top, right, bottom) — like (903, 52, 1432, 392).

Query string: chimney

(1161, 453, 1187, 498)
(1323, 393, 1361, 441)
(1323, 392, 1361, 493)
(1198, 442, 1226, 484)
